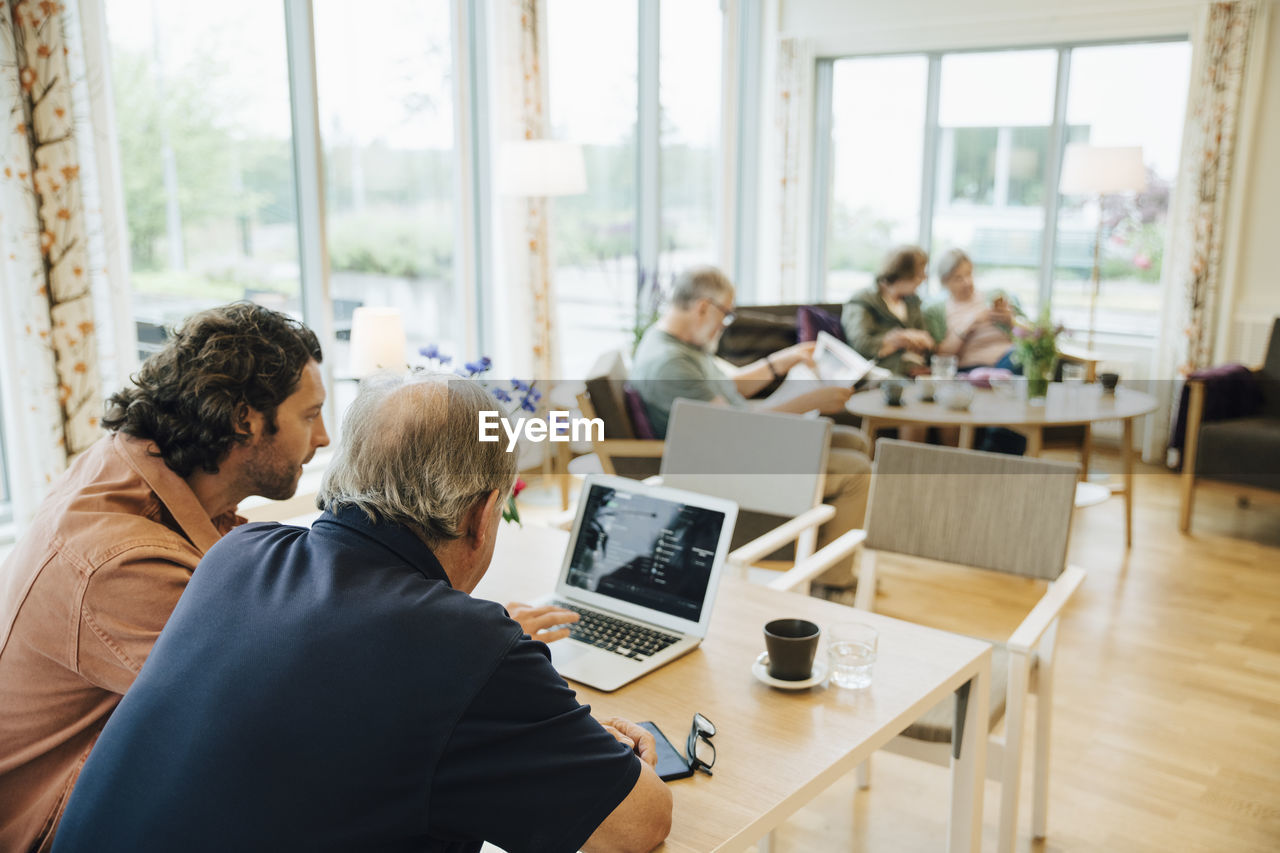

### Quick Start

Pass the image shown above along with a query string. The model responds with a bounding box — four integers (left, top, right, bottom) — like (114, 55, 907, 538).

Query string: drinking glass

(931, 354, 957, 380)
(828, 622, 878, 689)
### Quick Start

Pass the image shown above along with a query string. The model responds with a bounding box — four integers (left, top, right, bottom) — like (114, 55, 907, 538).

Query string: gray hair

(669, 265, 733, 309)
(936, 248, 972, 284)
(317, 372, 518, 544)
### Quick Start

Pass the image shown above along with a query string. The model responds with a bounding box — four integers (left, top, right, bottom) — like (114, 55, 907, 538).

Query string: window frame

(811, 35, 1189, 335)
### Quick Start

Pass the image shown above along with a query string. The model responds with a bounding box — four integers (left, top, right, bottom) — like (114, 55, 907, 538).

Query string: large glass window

(932, 49, 1057, 310)
(313, 0, 459, 377)
(821, 40, 1190, 349)
(105, 0, 302, 351)
(826, 55, 928, 302)
(659, 0, 721, 273)
(1052, 42, 1192, 341)
(546, 0, 639, 377)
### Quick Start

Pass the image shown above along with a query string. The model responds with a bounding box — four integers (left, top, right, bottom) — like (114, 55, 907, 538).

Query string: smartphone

(637, 721, 693, 781)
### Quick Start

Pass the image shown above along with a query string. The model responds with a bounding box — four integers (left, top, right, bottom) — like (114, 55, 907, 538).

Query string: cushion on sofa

(796, 306, 846, 344)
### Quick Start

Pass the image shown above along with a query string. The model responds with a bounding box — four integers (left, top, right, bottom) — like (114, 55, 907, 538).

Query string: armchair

(1176, 317, 1280, 532)
(571, 352, 665, 479)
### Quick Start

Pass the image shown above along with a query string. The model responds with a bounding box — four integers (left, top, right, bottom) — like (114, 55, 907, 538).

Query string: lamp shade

(1059, 144, 1146, 195)
(348, 307, 406, 377)
(497, 140, 588, 197)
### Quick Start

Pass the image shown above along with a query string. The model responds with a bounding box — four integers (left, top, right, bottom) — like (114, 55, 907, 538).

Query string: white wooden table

(477, 524, 993, 852)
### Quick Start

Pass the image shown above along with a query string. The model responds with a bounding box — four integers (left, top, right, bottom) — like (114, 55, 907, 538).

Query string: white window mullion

(451, 0, 493, 359)
(1039, 47, 1072, 313)
(637, 0, 660, 280)
(283, 0, 334, 421)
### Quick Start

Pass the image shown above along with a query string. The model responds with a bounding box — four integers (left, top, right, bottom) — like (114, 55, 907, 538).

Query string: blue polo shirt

(53, 507, 641, 853)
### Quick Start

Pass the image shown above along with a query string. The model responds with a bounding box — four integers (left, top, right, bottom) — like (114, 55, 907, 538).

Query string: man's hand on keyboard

(506, 602, 580, 644)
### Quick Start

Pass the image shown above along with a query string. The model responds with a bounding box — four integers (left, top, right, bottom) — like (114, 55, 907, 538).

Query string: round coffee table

(847, 385, 1158, 547)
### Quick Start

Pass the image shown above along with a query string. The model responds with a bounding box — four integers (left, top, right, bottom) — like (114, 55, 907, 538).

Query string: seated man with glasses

(630, 266, 872, 596)
(631, 266, 856, 438)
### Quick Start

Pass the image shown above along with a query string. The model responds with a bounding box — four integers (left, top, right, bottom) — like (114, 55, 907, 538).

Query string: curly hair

(102, 302, 323, 477)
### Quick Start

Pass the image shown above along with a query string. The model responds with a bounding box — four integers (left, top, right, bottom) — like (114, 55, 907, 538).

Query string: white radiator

(1228, 314, 1276, 366)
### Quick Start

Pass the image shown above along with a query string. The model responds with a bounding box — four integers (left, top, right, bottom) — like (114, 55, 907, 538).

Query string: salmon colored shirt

(0, 433, 242, 852)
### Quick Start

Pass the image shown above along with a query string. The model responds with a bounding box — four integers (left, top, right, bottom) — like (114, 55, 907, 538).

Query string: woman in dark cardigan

(841, 246, 935, 377)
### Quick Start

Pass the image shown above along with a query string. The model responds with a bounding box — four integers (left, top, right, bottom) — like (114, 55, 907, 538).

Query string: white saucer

(752, 652, 828, 690)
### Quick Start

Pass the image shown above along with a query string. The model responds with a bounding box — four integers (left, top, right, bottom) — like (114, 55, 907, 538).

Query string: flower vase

(1025, 361, 1054, 404)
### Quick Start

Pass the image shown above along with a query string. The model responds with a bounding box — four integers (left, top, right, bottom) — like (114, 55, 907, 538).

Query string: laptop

(539, 475, 738, 692)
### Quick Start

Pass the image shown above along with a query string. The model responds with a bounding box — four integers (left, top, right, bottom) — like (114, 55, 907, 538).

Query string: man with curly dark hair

(0, 302, 330, 853)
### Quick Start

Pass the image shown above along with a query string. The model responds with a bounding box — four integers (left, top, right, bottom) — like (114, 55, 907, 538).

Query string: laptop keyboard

(553, 601, 681, 661)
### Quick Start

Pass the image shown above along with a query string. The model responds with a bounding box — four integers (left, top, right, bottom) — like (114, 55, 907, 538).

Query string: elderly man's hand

(598, 716, 659, 766)
(774, 340, 817, 373)
(506, 602, 578, 643)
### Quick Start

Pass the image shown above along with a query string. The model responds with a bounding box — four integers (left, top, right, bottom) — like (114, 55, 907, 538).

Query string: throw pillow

(796, 306, 846, 343)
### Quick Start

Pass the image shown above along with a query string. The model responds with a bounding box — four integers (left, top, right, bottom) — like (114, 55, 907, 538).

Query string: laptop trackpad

(549, 641, 590, 667)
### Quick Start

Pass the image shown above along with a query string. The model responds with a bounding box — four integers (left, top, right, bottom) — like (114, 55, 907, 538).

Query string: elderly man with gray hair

(52, 374, 673, 853)
(630, 265, 872, 595)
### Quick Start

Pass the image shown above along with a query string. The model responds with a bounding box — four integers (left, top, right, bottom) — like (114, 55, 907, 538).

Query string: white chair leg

(1033, 629, 1058, 839)
(757, 830, 776, 852)
(856, 759, 871, 790)
(998, 655, 1030, 853)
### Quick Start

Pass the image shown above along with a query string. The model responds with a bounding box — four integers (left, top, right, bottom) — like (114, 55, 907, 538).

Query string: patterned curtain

(1, 0, 107, 523)
(511, 0, 555, 382)
(774, 37, 814, 302)
(1176, 0, 1257, 372)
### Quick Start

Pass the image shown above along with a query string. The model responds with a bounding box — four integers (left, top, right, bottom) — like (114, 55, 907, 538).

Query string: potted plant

(1011, 310, 1065, 403)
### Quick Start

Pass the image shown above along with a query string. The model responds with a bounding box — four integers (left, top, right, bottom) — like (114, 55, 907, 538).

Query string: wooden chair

(851, 439, 1085, 853)
(570, 351, 664, 479)
(659, 399, 867, 592)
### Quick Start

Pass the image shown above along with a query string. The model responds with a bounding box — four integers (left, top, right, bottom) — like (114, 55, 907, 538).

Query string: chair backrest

(582, 351, 636, 439)
(660, 399, 830, 517)
(864, 439, 1078, 581)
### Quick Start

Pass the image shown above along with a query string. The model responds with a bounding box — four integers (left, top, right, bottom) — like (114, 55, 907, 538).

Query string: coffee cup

(1099, 372, 1119, 394)
(764, 618, 821, 681)
(881, 380, 906, 406)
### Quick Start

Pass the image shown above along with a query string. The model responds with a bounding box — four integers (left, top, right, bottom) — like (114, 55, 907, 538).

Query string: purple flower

(511, 379, 528, 392)
(419, 344, 440, 360)
(491, 388, 512, 403)
(480, 356, 492, 369)
(1013, 326, 1031, 339)
(520, 398, 537, 413)
(464, 360, 488, 375)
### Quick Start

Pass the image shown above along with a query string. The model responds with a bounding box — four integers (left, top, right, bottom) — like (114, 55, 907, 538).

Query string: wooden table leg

(1025, 426, 1043, 458)
(1123, 417, 1134, 548)
(1079, 423, 1092, 483)
(949, 657, 990, 853)
(865, 418, 879, 458)
(958, 424, 975, 449)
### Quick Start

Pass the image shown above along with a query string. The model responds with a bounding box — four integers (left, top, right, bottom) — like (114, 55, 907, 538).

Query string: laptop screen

(565, 484, 728, 623)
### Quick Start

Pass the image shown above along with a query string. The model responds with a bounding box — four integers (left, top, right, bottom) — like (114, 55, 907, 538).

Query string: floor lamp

(1058, 144, 1146, 350)
(497, 139, 588, 383)
(498, 139, 587, 500)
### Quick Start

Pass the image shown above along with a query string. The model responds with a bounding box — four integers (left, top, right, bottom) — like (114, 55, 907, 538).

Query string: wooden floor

(523, 455, 1280, 852)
